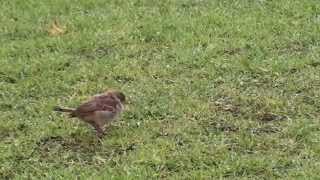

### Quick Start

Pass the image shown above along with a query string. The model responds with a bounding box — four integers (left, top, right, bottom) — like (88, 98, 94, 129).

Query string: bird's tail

(53, 106, 77, 117)
(53, 106, 75, 112)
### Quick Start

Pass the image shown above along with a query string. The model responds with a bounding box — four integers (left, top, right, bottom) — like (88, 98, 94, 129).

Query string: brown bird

(54, 90, 126, 138)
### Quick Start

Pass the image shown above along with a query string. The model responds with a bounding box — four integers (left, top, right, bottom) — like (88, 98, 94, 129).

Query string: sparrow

(54, 90, 126, 138)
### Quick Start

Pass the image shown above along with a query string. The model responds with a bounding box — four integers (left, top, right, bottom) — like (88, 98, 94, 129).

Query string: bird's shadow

(33, 127, 136, 165)
(33, 134, 106, 164)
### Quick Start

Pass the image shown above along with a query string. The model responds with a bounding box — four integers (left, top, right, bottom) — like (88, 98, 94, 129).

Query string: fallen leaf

(213, 98, 240, 116)
(258, 112, 287, 122)
(47, 19, 66, 36)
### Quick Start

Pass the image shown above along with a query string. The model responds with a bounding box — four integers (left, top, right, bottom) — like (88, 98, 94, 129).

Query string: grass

(1, 0, 320, 179)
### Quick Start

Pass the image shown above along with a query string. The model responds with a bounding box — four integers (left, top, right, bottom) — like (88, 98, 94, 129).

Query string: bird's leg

(96, 130, 104, 139)
(91, 122, 105, 138)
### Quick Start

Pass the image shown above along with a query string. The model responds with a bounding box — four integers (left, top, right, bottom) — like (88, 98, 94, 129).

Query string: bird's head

(106, 90, 126, 103)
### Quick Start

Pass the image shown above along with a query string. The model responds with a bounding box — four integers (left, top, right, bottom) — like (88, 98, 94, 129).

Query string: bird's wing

(74, 95, 117, 117)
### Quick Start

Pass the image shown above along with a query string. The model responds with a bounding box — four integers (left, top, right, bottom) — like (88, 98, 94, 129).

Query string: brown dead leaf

(212, 98, 240, 116)
(47, 19, 66, 36)
(258, 112, 287, 122)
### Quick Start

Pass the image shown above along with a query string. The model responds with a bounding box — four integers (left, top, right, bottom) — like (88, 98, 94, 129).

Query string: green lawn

(1, 0, 320, 179)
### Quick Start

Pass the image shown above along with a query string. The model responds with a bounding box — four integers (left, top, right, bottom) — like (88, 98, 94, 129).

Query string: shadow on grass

(31, 133, 137, 166)
(32, 135, 102, 164)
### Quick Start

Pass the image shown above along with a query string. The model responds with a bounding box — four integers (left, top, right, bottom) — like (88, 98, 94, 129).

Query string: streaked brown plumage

(54, 90, 126, 138)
